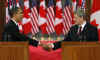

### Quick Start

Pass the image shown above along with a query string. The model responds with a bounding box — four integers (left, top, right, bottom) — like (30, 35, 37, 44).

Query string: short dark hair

(9, 7, 22, 18)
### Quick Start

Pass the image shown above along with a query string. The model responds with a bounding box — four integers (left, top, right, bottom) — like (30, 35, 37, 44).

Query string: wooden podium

(0, 42, 29, 60)
(62, 42, 100, 60)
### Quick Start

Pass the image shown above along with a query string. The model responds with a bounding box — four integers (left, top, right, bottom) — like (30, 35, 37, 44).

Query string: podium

(0, 42, 29, 60)
(62, 42, 100, 60)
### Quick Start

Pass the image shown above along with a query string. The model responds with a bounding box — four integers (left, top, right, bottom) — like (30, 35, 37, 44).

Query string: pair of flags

(6, 0, 87, 36)
(39, 0, 63, 35)
(39, 0, 73, 35)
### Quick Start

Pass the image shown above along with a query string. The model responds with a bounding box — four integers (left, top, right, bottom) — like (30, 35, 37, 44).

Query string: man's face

(15, 9, 23, 22)
(73, 14, 83, 25)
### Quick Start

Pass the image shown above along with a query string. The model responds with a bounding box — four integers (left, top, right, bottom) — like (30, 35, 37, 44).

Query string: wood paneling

(0, 42, 29, 60)
(0, 0, 6, 40)
(62, 42, 100, 60)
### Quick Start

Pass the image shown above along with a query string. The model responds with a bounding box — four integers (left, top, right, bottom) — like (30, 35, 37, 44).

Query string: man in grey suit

(44, 8, 99, 50)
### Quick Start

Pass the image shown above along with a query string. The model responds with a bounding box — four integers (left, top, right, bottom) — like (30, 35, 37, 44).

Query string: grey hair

(74, 7, 86, 18)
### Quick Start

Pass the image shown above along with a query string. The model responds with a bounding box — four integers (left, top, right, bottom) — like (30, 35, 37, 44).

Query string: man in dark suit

(50, 10, 98, 50)
(2, 7, 39, 46)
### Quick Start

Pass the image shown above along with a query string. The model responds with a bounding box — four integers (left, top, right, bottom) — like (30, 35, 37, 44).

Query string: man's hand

(39, 42, 52, 51)
(42, 44, 52, 51)
(32, 37, 37, 40)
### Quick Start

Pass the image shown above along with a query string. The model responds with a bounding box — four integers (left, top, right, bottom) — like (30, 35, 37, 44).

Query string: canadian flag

(90, 0, 100, 41)
(22, 0, 32, 34)
(72, 0, 77, 12)
(38, 0, 47, 34)
(78, 0, 83, 7)
(55, 0, 63, 35)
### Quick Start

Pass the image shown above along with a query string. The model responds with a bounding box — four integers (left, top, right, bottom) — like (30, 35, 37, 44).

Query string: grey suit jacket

(53, 22, 98, 50)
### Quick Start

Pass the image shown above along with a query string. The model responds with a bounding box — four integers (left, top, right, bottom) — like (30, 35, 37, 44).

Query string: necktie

(77, 26, 82, 35)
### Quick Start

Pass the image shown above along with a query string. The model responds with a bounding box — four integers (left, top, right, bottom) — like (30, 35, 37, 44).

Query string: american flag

(6, 0, 10, 23)
(76, 0, 86, 9)
(46, 0, 55, 34)
(62, 0, 72, 35)
(81, 0, 86, 13)
(30, 0, 39, 35)
(55, 0, 63, 35)
(81, 0, 86, 9)
(72, 0, 85, 12)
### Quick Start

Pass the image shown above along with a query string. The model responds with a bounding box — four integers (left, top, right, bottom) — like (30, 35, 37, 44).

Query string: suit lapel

(74, 25, 79, 34)
(10, 20, 19, 32)
(81, 22, 89, 34)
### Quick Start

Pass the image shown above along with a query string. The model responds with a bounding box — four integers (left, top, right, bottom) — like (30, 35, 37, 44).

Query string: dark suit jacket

(53, 22, 98, 50)
(2, 20, 38, 46)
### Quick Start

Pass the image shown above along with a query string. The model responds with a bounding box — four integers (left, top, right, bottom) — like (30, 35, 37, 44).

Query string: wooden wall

(0, 0, 6, 40)
(0, 42, 29, 60)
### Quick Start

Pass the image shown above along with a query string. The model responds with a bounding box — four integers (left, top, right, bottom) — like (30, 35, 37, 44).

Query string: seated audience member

(48, 9, 99, 50)
(2, 7, 39, 46)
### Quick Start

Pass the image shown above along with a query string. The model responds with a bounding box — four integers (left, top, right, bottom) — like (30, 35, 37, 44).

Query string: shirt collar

(78, 21, 86, 31)
(11, 19, 18, 26)
(81, 21, 86, 28)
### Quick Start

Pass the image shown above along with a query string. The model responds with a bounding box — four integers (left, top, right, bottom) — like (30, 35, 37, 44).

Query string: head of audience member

(73, 8, 86, 25)
(9, 7, 23, 22)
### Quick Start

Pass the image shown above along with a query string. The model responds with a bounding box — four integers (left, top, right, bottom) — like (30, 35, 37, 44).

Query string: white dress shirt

(79, 21, 86, 31)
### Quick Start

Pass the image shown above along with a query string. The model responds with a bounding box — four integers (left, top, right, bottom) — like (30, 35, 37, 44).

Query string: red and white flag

(46, 0, 55, 34)
(62, 0, 73, 35)
(55, 0, 63, 35)
(6, 0, 10, 23)
(30, 0, 39, 35)
(22, 0, 32, 34)
(72, 0, 77, 12)
(38, 0, 47, 34)
(90, 0, 100, 41)
(6, 0, 15, 23)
